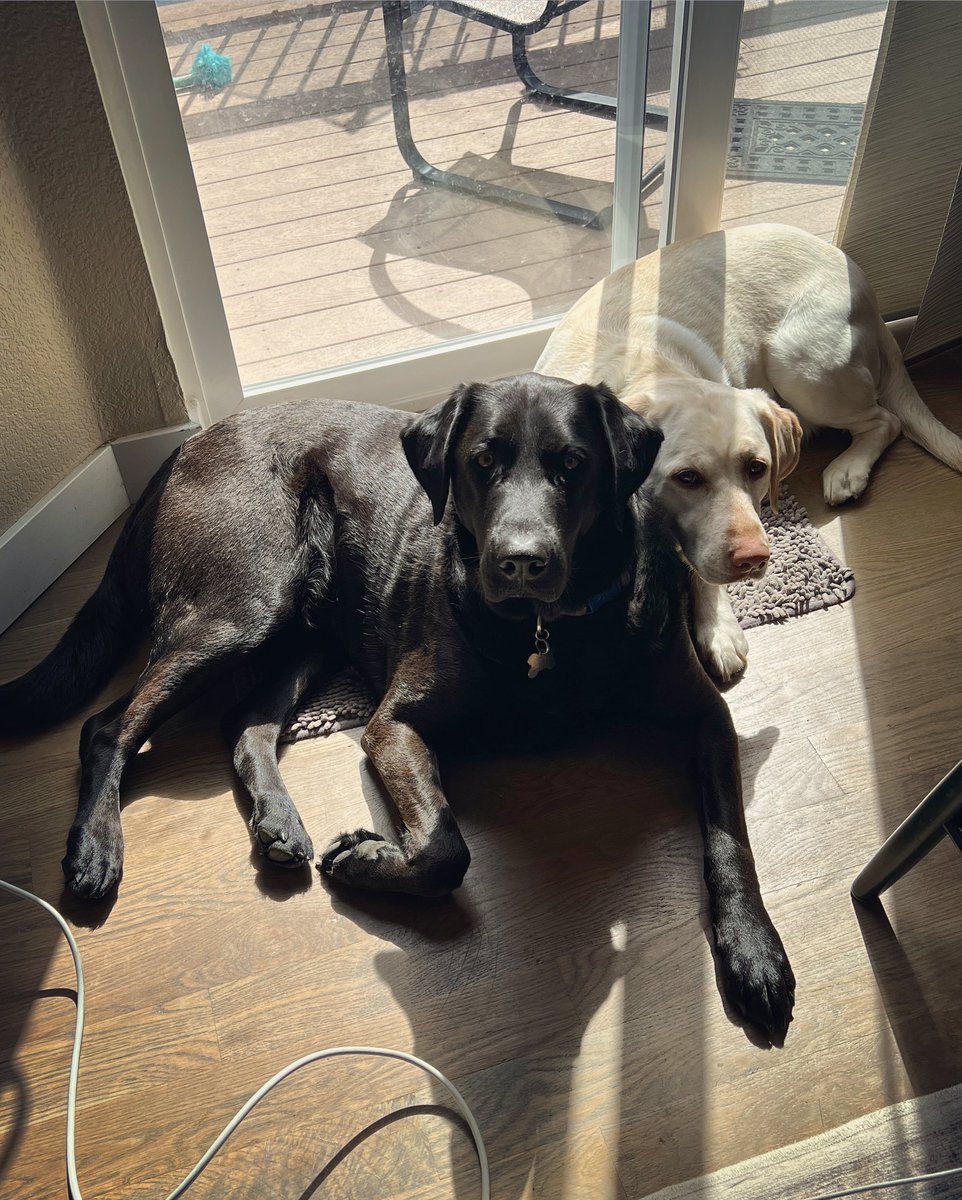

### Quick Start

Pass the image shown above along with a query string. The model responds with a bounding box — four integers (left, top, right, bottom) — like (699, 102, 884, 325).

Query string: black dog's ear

(401, 383, 477, 525)
(584, 382, 663, 525)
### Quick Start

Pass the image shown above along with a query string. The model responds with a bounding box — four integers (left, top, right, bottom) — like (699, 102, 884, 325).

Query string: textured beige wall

(0, 2, 186, 532)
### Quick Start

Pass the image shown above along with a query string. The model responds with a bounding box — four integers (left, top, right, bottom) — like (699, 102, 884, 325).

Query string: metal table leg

(851, 758, 962, 902)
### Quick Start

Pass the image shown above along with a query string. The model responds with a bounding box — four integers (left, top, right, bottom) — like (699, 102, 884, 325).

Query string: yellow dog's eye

(748, 459, 768, 479)
(674, 469, 703, 489)
(476, 450, 494, 469)
(563, 453, 581, 471)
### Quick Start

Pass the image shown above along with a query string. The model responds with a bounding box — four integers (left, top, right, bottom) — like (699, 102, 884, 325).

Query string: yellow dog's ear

(759, 399, 802, 513)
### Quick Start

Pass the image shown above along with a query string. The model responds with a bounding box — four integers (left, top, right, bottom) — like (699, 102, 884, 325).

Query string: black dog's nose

(498, 553, 548, 582)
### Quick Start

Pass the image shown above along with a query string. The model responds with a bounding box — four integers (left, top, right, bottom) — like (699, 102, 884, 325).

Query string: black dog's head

(401, 373, 662, 612)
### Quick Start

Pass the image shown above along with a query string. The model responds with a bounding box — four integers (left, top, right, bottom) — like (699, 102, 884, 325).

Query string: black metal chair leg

(382, 0, 628, 229)
(509, 29, 667, 191)
(510, 28, 669, 131)
(851, 759, 962, 902)
(511, 28, 616, 116)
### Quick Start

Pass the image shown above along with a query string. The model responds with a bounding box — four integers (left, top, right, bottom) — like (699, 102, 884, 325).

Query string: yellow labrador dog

(536, 222, 962, 681)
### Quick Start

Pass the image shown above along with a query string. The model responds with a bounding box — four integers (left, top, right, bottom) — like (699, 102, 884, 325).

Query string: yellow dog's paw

(823, 460, 870, 506)
(698, 621, 749, 683)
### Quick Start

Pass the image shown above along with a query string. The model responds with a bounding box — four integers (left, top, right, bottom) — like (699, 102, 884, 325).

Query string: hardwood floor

(2, 351, 961, 1199)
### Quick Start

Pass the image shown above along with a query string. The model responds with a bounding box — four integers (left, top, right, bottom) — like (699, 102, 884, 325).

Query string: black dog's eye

(563, 452, 582, 472)
(674, 469, 704, 489)
(475, 450, 495, 469)
(747, 459, 768, 479)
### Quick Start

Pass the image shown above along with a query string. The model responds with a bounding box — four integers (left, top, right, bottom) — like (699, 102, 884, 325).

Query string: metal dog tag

(527, 617, 555, 679)
(527, 648, 555, 678)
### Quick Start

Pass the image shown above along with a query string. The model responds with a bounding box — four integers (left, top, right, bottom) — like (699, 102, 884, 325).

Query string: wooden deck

(159, 0, 887, 386)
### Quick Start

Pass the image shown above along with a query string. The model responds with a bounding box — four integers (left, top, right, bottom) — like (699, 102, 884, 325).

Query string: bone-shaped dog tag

(527, 648, 555, 679)
(527, 617, 554, 678)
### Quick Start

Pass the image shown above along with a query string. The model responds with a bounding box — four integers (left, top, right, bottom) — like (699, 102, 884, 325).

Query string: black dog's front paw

(320, 828, 404, 888)
(318, 828, 467, 897)
(714, 904, 795, 1044)
(62, 818, 124, 900)
(252, 806, 314, 867)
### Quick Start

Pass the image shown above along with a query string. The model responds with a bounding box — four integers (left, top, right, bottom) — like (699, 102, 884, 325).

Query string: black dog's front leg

(648, 641, 795, 1041)
(321, 703, 470, 897)
(695, 690, 795, 1042)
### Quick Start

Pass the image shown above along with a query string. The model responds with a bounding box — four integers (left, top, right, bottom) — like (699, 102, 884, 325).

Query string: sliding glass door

(79, 0, 744, 422)
(88, 2, 888, 420)
(159, 0, 669, 388)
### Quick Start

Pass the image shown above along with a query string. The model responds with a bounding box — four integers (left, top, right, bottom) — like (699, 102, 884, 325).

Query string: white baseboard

(0, 423, 198, 634)
(887, 313, 917, 352)
(0, 446, 129, 633)
(111, 422, 197, 502)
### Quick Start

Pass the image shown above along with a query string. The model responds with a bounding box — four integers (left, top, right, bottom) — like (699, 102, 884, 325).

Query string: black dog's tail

(0, 540, 142, 736)
(0, 451, 179, 736)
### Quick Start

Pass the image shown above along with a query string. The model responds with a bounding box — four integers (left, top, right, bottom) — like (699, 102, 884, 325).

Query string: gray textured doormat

(282, 486, 854, 743)
(729, 485, 855, 630)
(643, 1083, 962, 1200)
(728, 99, 863, 185)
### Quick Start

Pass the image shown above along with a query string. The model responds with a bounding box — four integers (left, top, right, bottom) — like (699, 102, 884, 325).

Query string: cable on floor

(4, 875, 962, 1200)
(0, 876, 489, 1200)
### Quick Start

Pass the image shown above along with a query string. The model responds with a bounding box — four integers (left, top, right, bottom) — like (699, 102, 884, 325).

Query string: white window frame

(660, 0, 743, 246)
(78, 0, 242, 428)
(79, 0, 743, 424)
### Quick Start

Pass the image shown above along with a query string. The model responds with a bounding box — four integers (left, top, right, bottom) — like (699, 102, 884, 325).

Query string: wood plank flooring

(158, 0, 887, 385)
(2, 350, 961, 1198)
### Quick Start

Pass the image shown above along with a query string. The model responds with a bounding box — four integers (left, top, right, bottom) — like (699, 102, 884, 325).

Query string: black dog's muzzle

(480, 530, 566, 605)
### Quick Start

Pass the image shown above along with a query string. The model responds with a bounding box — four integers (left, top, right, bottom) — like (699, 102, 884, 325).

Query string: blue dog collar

(583, 572, 631, 614)
(527, 570, 631, 676)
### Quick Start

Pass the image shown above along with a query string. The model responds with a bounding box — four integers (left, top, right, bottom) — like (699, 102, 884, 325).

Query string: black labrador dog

(0, 373, 794, 1039)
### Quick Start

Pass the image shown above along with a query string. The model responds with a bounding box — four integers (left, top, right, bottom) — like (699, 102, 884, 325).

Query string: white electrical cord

(5, 874, 962, 1200)
(0, 877, 490, 1200)
(800, 1170, 962, 1200)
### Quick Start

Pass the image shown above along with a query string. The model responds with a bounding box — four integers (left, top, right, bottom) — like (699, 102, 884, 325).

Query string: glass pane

(719, 0, 888, 241)
(157, 0, 672, 389)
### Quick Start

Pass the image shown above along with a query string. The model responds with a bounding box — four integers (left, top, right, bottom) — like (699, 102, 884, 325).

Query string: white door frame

(78, 0, 243, 427)
(661, 0, 744, 247)
(610, 0, 652, 271)
(79, 0, 744, 422)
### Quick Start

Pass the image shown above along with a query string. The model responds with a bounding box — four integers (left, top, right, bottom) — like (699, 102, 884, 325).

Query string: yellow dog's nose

(730, 537, 770, 573)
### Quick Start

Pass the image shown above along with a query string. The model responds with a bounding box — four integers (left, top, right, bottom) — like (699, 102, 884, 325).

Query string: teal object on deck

(172, 43, 232, 92)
